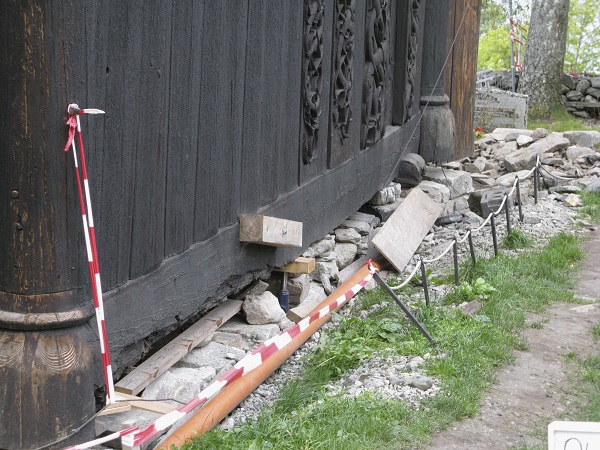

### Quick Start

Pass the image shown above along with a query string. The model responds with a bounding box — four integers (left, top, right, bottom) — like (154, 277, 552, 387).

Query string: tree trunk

(518, 0, 570, 119)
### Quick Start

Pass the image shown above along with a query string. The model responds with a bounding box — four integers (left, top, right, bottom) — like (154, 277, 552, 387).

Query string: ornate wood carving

(331, 0, 355, 145)
(302, 0, 325, 165)
(361, 0, 391, 148)
(403, 0, 421, 122)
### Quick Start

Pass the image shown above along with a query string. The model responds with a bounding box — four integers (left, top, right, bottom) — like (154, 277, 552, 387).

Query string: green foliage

(529, 106, 600, 132)
(478, 27, 512, 70)
(503, 228, 534, 250)
(444, 277, 497, 305)
(566, 0, 600, 74)
(579, 191, 600, 223)
(591, 322, 600, 340)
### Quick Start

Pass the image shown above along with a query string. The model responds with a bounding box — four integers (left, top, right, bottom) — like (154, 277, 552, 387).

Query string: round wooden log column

(0, 2, 98, 447)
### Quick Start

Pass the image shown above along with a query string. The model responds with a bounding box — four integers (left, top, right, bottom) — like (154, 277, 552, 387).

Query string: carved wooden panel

(361, 0, 391, 148)
(302, 0, 325, 165)
(403, 0, 421, 122)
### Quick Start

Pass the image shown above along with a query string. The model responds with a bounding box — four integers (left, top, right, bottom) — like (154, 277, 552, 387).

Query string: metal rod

(491, 214, 498, 256)
(373, 272, 436, 344)
(534, 165, 538, 205)
(516, 180, 523, 221)
(509, 0, 516, 92)
(468, 232, 476, 264)
(419, 256, 430, 307)
(505, 195, 512, 234)
(453, 240, 459, 285)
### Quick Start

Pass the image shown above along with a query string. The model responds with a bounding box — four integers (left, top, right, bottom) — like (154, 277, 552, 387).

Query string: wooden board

(275, 257, 315, 274)
(113, 392, 176, 415)
(239, 215, 303, 248)
(371, 187, 443, 273)
(287, 299, 323, 323)
(115, 299, 242, 395)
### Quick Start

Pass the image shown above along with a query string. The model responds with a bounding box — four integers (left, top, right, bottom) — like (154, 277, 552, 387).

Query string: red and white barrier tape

(65, 104, 115, 404)
(70, 261, 377, 448)
(66, 426, 139, 450)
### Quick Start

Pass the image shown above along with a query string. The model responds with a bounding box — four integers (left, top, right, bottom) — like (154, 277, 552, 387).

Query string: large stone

(474, 89, 528, 131)
(242, 291, 286, 325)
(516, 134, 534, 147)
(531, 128, 549, 140)
(423, 167, 473, 198)
(339, 219, 371, 236)
(219, 317, 281, 342)
(504, 133, 570, 172)
(585, 178, 600, 193)
(489, 128, 532, 142)
(304, 282, 327, 304)
(418, 180, 451, 203)
(576, 78, 592, 93)
(395, 153, 425, 187)
(334, 243, 358, 270)
(590, 77, 600, 89)
(334, 227, 362, 244)
(463, 156, 486, 173)
(566, 90, 583, 101)
(369, 182, 402, 205)
(142, 366, 216, 404)
(563, 131, 600, 148)
(348, 211, 380, 229)
(496, 170, 534, 187)
(303, 235, 335, 258)
(179, 341, 245, 370)
(563, 73, 577, 90)
(288, 274, 311, 306)
(360, 197, 404, 222)
(565, 146, 595, 161)
(212, 331, 250, 350)
(491, 141, 518, 159)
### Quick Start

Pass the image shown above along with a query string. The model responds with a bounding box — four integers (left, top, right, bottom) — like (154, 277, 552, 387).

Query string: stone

(565, 146, 595, 161)
(563, 73, 577, 90)
(531, 128, 549, 140)
(142, 366, 216, 405)
(563, 131, 600, 148)
(212, 331, 250, 351)
(219, 317, 281, 342)
(243, 280, 269, 297)
(435, 214, 463, 226)
(492, 141, 518, 159)
(576, 78, 591, 93)
(334, 243, 358, 270)
(442, 161, 463, 170)
(516, 134, 534, 147)
(489, 128, 532, 142)
(474, 89, 528, 131)
(504, 133, 570, 172)
(179, 342, 246, 370)
(479, 188, 515, 218)
(587, 87, 600, 99)
(243, 291, 287, 325)
(549, 185, 581, 194)
(361, 198, 404, 222)
(423, 167, 473, 198)
(522, 213, 542, 224)
(591, 77, 600, 89)
(288, 274, 311, 305)
(496, 170, 532, 188)
(566, 90, 583, 101)
(339, 219, 371, 236)
(304, 282, 327, 304)
(334, 227, 362, 244)
(584, 178, 600, 193)
(541, 156, 565, 167)
(563, 194, 583, 207)
(348, 211, 380, 228)
(407, 374, 434, 391)
(418, 180, 451, 203)
(369, 182, 401, 205)
(395, 153, 425, 187)
(303, 235, 335, 258)
(462, 211, 485, 226)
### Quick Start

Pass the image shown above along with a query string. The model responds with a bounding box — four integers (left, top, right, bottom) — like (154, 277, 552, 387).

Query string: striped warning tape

(67, 261, 377, 449)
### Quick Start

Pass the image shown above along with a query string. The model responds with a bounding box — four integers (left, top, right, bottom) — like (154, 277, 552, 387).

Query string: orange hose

(156, 261, 377, 449)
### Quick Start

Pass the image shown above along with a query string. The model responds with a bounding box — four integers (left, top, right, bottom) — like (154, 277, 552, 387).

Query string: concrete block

(479, 188, 515, 218)
(475, 88, 528, 131)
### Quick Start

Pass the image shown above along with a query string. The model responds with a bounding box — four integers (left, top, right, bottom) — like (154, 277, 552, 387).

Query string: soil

(426, 228, 600, 450)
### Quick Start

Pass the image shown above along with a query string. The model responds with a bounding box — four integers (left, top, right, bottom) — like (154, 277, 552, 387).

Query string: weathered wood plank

(115, 300, 242, 395)
(113, 392, 176, 415)
(239, 215, 303, 248)
(372, 187, 442, 272)
(275, 257, 316, 274)
(287, 299, 323, 323)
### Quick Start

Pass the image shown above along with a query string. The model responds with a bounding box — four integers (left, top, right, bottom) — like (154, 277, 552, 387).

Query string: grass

(528, 106, 600, 134)
(503, 228, 534, 250)
(181, 232, 585, 450)
(579, 191, 600, 223)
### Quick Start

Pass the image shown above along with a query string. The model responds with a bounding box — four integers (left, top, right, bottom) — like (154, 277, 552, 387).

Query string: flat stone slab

(142, 366, 216, 405)
(219, 317, 281, 342)
(423, 167, 474, 198)
(178, 341, 246, 371)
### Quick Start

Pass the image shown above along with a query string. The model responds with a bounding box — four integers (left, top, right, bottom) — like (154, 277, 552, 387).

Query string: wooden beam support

(239, 215, 303, 248)
(113, 392, 176, 415)
(372, 187, 443, 273)
(275, 257, 315, 274)
(115, 300, 242, 396)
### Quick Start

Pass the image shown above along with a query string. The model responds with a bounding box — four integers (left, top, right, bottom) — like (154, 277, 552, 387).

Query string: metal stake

(453, 240, 459, 285)
(534, 165, 539, 205)
(468, 231, 476, 264)
(373, 272, 436, 344)
(491, 214, 498, 256)
(419, 256, 430, 307)
(505, 195, 512, 234)
(516, 180, 523, 222)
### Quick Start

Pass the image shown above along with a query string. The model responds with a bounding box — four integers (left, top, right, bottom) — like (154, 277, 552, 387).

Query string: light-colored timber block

(372, 187, 443, 273)
(239, 215, 303, 248)
(287, 299, 323, 323)
(275, 257, 315, 274)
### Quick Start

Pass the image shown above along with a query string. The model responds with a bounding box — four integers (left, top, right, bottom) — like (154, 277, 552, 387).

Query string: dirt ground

(426, 228, 600, 450)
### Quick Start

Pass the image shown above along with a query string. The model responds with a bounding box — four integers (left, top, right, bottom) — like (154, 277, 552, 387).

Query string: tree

(518, 0, 570, 119)
(478, 27, 512, 70)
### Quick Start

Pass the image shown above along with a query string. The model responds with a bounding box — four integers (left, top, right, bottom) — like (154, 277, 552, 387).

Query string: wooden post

(0, 2, 96, 447)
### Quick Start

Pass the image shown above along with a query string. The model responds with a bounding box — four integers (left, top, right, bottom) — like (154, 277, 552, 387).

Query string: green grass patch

(503, 228, 534, 250)
(183, 233, 584, 450)
(579, 191, 600, 224)
(529, 107, 600, 133)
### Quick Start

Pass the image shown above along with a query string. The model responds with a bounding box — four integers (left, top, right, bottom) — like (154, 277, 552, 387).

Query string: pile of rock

(562, 73, 600, 119)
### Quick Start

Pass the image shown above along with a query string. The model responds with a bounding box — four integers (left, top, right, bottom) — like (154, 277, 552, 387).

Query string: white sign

(548, 421, 600, 449)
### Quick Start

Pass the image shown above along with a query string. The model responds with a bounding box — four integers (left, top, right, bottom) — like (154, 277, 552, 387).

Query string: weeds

(529, 107, 600, 133)
(579, 191, 600, 223)
(503, 228, 534, 250)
